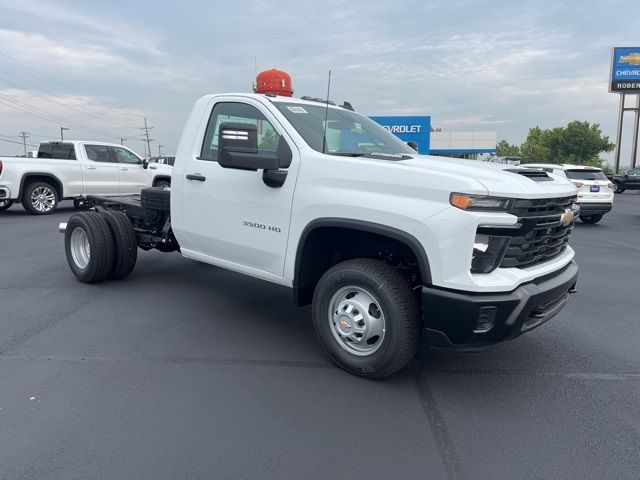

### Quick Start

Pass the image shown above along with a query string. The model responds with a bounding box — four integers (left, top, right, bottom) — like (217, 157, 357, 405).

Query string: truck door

(82, 144, 121, 195)
(178, 99, 298, 278)
(626, 168, 640, 189)
(109, 146, 149, 194)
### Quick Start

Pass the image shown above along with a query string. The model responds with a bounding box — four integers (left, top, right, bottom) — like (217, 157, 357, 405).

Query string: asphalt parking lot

(1, 195, 639, 480)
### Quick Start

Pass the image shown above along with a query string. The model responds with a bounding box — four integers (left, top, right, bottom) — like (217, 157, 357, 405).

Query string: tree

(496, 140, 520, 156)
(258, 128, 278, 149)
(520, 121, 614, 165)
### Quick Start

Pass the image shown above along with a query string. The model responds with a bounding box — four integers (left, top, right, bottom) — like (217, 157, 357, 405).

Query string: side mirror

(407, 141, 418, 152)
(218, 122, 279, 171)
(142, 158, 149, 169)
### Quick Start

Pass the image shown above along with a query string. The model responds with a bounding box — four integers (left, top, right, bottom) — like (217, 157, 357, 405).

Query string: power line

(0, 94, 125, 140)
(0, 137, 38, 148)
(0, 50, 178, 137)
(0, 52, 177, 151)
(0, 67, 139, 131)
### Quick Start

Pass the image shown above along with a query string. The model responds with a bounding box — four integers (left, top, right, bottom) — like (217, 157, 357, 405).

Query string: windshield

(273, 101, 415, 157)
(565, 169, 608, 180)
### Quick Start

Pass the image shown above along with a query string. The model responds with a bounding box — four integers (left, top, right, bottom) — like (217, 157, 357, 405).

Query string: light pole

(158, 144, 164, 157)
(60, 127, 69, 141)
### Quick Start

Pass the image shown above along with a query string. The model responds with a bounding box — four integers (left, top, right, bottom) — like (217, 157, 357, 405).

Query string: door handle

(120, 167, 128, 171)
(186, 173, 206, 181)
(86, 165, 97, 170)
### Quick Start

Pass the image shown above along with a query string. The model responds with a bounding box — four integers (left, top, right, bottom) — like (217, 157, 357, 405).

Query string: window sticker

(286, 106, 308, 113)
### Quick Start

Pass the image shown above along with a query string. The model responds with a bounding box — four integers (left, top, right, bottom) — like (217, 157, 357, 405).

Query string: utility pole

(158, 144, 164, 157)
(60, 127, 69, 141)
(19, 131, 29, 157)
(140, 118, 153, 159)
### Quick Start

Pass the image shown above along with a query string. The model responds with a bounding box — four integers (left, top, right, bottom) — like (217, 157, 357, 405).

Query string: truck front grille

(499, 196, 576, 269)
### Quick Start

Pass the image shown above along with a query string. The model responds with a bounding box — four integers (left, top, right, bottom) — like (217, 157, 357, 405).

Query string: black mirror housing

(142, 158, 149, 169)
(218, 122, 279, 171)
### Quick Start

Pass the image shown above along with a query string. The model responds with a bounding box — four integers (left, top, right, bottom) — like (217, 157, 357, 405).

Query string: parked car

(607, 168, 640, 193)
(524, 164, 613, 224)
(59, 91, 579, 379)
(0, 141, 172, 214)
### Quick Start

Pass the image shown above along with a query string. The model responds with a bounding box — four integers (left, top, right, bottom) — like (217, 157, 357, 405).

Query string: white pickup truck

(0, 141, 172, 214)
(58, 93, 579, 378)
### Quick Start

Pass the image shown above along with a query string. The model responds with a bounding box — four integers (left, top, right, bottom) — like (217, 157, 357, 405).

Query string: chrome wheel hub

(30, 186, 55, 212)
(70, 227, 90, 269)
(328, 286, 386, 356)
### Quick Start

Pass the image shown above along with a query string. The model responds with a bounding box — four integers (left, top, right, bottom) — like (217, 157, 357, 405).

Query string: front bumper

(422, 261, 578, 349)
(576, 202, 612, 216)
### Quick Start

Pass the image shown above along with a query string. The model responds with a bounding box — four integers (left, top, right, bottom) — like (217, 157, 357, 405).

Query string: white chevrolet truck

(0, 141, 172, 214)
(59, 93, 580, 378)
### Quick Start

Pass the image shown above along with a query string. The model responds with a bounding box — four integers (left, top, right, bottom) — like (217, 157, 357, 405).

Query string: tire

(580, 214, 603, 224)
(141, 187, 170, 211)
(99, 210, 138, 279)
(0, 199, 13, 212)
(612, 182, 623, 194)
(64, 212, 115, 283)
(22, 181, 59, 215)
(312, 258, 421, 379)
(154, 179, 171, 189)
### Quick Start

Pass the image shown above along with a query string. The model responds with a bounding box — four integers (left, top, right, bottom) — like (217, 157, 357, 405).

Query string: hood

(399, 155, 578, 199)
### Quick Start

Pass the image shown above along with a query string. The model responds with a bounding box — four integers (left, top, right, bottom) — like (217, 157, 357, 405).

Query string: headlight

(450, 193, 512, 211)
(471, 233, 509, 273)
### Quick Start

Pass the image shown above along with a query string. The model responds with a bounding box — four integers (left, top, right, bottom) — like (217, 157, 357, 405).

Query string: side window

(200, 102, 281, 161)
(84, 145, 113, 163)
(628, 169, 640, 176)
(112, 146, 142, 164)
(37, 144, 53, 158)
(51, 143, 76, 159)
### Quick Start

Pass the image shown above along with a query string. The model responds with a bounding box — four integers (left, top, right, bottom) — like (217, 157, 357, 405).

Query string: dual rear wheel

(64, 211, 137, 283)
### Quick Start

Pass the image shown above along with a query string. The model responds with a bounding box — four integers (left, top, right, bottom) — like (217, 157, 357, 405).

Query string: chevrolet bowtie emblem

(560, 209, 574, 226)
(339, 320, 351, 330)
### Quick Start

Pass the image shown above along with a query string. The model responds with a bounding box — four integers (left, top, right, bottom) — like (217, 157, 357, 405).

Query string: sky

(0, 0, 639, 163)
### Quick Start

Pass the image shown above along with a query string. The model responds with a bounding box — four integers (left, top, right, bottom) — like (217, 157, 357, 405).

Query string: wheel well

(20, 174, 63, 199)
(153, 176, 171, 187)
(293, 222, 430, 306)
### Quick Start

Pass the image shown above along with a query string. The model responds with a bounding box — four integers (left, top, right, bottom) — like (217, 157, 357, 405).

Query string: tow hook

(58, 222, 67, 233)
(568, 286, 577, 294)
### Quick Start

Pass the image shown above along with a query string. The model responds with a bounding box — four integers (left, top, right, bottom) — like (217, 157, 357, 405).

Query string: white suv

(524, 164, 613, 224)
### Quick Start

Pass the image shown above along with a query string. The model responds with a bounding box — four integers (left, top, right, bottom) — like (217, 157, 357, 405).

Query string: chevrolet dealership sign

(370, 116, 431, 153)
(610, 47, 640, 93)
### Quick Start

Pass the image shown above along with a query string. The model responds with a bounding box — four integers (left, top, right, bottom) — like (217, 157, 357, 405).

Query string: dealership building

(370, 115, 497, 159)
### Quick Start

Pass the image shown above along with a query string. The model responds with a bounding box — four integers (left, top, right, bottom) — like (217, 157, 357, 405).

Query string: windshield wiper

(327, 152, 367, 157)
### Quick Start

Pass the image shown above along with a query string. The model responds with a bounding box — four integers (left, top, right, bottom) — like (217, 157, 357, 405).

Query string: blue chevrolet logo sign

(369, 115, 431, 153)
(610, 47, 640, 93)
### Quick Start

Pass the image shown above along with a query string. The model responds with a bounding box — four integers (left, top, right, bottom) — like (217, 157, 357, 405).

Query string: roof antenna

(252, 53, 258, 91)
(321, 70, 331, 154)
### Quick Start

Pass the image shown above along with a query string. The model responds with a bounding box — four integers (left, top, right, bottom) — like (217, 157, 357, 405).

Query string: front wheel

(612, 183, 624, 193)
(0, 199, 13, 211)
(22, 182, 58, 215)
(312, 259, 421, 379)
(580, 214, 603, 224)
